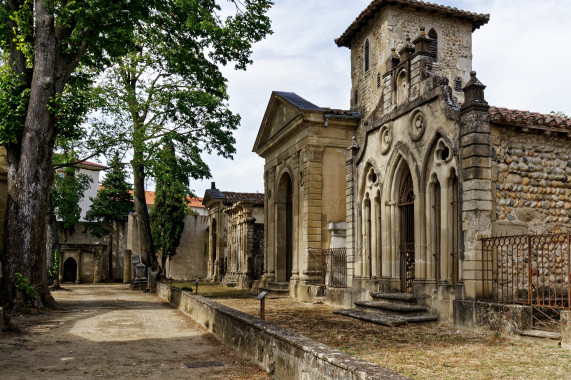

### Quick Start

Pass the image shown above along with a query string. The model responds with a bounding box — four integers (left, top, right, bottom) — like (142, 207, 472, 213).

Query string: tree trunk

(0, 0, 57, 311)
(131, 152, 156, 269)
(108, 221, 114, 281)
(46, 196, 60, 288)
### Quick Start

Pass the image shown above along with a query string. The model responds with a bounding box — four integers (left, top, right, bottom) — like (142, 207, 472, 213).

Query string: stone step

(259, 286, 290, 298)
(267, 282, 290, 290)
(370, 292, 417, 303)
(354, 300, 428, 313)
(520, 329, 562, 341)
(334, 309, 407, 327)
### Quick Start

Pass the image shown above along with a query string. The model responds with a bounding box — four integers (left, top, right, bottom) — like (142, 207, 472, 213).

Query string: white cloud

(189, 0, 571, 196)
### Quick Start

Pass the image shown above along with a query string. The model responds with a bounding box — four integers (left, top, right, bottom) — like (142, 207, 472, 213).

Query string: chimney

(211, 182, 216, 189)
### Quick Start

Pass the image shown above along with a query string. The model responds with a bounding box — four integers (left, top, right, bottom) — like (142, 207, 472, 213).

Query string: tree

(150, 140, 189, 273)
(0, 0, 158, 311)
(85, 153, 134, 280)
(92, 0, 273, 270)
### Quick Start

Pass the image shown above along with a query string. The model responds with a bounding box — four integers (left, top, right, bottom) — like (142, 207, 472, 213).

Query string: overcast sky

(186, 0, 571, 197)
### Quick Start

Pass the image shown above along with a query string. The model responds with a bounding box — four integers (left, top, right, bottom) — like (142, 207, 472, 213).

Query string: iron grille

(308, 248, 347, 288)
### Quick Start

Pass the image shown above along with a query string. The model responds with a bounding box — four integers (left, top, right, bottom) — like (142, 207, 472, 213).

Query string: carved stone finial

(462, 71, 489, 112)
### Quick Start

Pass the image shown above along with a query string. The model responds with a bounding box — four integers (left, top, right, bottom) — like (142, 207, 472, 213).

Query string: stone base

(130, 280, 148, 291)
(453, 300, 532, 334)
(562, 310, 571, 351)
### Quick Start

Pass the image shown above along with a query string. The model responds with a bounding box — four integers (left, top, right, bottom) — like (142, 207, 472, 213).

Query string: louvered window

(377, 73, 381, 89)
(354, 90, 359, 106)
(428, 29, 438, 62)
(454, 77, 462, 92)
(364, 39, 370, 72)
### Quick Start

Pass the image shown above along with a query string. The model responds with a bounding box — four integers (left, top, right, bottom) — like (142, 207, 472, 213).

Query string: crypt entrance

(399, 171, 415, 293)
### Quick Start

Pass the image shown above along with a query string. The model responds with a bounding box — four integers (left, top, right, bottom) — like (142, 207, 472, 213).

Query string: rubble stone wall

(491, 125, 571, 234)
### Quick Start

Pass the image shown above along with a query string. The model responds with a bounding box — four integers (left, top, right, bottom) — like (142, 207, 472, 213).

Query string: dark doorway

(399, 172, 415, 293)
(63, 257, 77, 283)
(285, 176, 293, 282)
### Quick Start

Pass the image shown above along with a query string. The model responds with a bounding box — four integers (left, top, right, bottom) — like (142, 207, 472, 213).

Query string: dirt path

(0, 284, 268, 380)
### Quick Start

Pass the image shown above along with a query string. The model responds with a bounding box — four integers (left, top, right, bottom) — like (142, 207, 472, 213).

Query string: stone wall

(156, 283, 406, 380)
(165, 215, 209, 281)
(491, 125, 571, 234)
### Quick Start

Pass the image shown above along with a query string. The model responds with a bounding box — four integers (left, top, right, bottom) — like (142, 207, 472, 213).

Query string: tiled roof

(489, 107, 571, 131)
(141, 191, 205, 208)
(75, 160, 108, 171)
(222, 192, 265, 207)
(274, 92, 325, 112)
(336, 0, 490, 48)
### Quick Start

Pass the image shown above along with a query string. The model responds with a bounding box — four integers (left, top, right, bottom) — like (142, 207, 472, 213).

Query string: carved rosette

(380, 123, 393, 155)
(409, 109, 427, 142)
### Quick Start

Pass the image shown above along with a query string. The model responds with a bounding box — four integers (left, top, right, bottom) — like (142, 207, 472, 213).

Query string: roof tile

(489, 107, 571, 131)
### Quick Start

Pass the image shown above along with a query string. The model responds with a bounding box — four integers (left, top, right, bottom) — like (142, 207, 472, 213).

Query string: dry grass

(172, 282, 571, 379)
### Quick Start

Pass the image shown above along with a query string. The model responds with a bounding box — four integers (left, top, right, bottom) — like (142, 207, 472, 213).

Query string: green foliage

(14, 273, 36, 308)
(0, 61, 30, 145)
(49, 249, 59, 280)
(91, 0, 274, 182)
(85, 154, 134, 237)
(51, 165, 92, 236)
(150, 140, 189, 263)
(550, 111, 569, 118)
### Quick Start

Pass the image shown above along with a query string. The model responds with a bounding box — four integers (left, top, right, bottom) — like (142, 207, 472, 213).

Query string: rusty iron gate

(308, 248, 347, 288)
(481, 233, 571, 330)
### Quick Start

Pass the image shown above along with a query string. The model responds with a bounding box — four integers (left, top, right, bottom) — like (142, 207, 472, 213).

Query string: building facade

(203, 184, 265, 289)
(255, 0, 571, 327)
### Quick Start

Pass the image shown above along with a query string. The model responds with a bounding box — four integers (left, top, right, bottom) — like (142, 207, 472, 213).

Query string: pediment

(253, 92, 324, 154)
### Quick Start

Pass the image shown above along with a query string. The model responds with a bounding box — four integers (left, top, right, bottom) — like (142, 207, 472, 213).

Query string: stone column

(123, 249, 132, 283)
(345, 140, 359, 286)
(302, 145, 324, 283)
(76, 252, 82, 284)
(562, 310, 571, 351)
(460, 71, 492, 299)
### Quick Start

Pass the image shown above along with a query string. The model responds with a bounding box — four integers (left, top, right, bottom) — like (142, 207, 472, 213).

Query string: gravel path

(0, 284, 268, 380)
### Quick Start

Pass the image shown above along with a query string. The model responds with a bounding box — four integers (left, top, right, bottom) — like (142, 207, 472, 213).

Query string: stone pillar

(345, 140, 359, 287)
(460, 71, 492, 299)
(562, 310, 571, 351)
(302, 146, 324, 283)
(123, 249, 132, 283)
(76, 252, 82, 283)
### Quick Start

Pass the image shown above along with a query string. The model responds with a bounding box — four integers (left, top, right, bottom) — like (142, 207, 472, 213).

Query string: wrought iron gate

(399, 173, 415, 293)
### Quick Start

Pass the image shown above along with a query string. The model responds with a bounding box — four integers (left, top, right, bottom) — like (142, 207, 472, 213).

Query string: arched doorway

(63, 257, 77, 283)
(399, 171, 415, 292)
(276, 172, 293, 282)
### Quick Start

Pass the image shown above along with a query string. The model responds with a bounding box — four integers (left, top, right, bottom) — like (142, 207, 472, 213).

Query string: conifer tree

(150, 140, 189, 274)
(86, 154, 134, 238)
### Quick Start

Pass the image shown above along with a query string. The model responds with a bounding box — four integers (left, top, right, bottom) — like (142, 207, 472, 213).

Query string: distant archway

(63, 257, 77, 283)
(399, 170, 415, 293)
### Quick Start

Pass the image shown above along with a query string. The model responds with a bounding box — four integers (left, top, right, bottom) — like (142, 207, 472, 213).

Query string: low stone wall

(453, 300, 532, 334)
(156, 283, 406, 380)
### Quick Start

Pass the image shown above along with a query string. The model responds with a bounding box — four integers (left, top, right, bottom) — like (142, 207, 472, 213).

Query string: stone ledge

(157, 283, 408, 380)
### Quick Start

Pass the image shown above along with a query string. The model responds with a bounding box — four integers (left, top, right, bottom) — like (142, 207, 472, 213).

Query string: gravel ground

(0, 284, 268, 380)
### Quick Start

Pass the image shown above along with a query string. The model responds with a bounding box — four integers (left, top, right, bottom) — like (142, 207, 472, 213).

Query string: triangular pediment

(253, 92, 324, 154)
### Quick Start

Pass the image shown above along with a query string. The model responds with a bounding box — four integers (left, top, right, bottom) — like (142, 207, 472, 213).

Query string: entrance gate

(399, 173, 415, 293)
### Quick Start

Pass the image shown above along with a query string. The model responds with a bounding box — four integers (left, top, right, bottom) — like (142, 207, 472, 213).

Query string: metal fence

(308, 248, 347, 288)
(481, 233, 570, 329)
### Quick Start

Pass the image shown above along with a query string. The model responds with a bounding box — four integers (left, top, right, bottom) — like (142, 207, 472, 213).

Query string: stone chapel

(254, 0, 571, 330)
